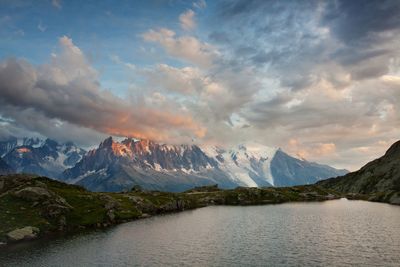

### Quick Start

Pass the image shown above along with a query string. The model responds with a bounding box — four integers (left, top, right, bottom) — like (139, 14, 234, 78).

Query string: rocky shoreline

(2, 174, 398, 247)
(0, 174, 350, 247)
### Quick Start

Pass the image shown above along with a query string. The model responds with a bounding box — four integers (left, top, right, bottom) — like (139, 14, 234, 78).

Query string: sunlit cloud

(0, 36, 205, 144)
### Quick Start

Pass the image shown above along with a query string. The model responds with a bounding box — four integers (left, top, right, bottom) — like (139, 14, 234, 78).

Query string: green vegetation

(0, 174, 354, 245)
(0, 194, 49, 235)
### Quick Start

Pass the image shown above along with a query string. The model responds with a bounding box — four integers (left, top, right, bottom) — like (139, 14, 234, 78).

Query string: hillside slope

(318, 140, 400, 204)
(0, 158, 13, 175)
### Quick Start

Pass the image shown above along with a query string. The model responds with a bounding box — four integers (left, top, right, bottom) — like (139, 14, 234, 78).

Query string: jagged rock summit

(1, 137, 86, 178)
(63, 137, 347, 192)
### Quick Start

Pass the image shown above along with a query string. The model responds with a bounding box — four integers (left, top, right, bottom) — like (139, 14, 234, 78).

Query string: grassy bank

(0, 174, 341, 245)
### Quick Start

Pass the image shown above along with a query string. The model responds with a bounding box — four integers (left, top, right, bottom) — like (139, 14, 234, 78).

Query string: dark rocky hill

(318, 140, 400, 204)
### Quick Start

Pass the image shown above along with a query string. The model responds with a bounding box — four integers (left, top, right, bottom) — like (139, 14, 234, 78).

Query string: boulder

(14, 187, 52, 201)
(58, 215, 67, 230)
(6, 226, 40, 242)
(127, 195, 156, 213)
(106, 210, 116, 221)
(389, 192, 400, 205)
(43, 204, 71, 218)
(100, 194, 120, 210)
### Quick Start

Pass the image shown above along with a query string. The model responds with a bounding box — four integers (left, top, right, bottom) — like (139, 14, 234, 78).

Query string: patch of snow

(154, 163, 162, 171)
(201, 143, 278, 187)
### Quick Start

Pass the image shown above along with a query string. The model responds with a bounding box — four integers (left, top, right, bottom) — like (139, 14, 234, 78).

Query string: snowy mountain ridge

(63, 137, 348, 192)
(2, 138, 86, 178)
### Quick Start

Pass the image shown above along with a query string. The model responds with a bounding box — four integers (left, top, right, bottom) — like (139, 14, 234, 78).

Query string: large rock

(6, 226, 39, 242)
(14, 186, 52, 201)
(100, 194, 120, 210)
(389, 192, 400, 205)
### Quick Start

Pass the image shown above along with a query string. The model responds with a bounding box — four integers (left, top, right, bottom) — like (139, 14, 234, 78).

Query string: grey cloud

(208, 31, 231, 44)
(212, 0, 400, 90)
(321, 0, 400, 45)
(0, 106, 107, 148)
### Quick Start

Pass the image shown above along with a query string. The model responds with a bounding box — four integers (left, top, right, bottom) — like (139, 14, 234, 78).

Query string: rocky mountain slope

(318, 140, 400, 204)
(0, 158, 13, 175)
(0, 174, 339, 245)
(63, 137, 347, 192)
(271, 149, 347, 186)
(63, 137, 237, 192)
(3, 139, 85, 179)
(0, 137, 44, 157)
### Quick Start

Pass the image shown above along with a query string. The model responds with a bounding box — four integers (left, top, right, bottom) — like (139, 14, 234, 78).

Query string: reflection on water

(1, 199, 400, 267)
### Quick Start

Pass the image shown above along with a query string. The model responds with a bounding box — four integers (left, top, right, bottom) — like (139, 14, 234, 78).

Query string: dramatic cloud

(0, 36, 205, 144)
(1, 1, 400, 170)
(190, 0, 400, 170)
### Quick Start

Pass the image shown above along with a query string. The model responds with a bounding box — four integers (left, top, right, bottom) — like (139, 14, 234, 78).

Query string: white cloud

(179, 9, 196, 31)
(38, 21, 47, 32)
(144, 64, 206, 95)
(142, 28, 217, 67)
(193, 0, 207, 9)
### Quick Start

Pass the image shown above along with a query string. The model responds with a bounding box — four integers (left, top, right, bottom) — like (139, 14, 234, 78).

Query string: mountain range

(0, 137, 45, 157)
(1, 139, 399, 245)
(0, 136, 348, 192)
(62, 137, 347, 192)
(0, 137, 85, 179)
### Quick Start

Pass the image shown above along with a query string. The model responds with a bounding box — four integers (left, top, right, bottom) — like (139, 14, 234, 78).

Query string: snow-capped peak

(200, 143, 278, 187)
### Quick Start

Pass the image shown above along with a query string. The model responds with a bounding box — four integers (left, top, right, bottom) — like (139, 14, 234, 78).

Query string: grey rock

(44, 204, 71, 218)
(58, 215, 67, 230)
(14, 187, 52, 201)
(6, 226, 39, 242)
(100, 194, 120, 210)
(106, 210, 115, 221)
(389, 193, 400, 205)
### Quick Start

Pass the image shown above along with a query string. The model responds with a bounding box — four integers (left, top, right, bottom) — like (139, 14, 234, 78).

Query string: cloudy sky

(0, 0, 399, 171)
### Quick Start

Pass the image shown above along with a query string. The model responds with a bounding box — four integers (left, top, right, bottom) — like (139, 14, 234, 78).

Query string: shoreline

(2, 197, 398, 251)
(1, 174, 398, 248)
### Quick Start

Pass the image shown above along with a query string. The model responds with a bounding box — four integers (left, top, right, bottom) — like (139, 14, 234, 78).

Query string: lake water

(1, 199, 400, 266)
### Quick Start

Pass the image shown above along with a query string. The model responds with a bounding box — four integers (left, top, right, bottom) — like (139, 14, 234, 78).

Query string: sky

(0, 0, 399, 171)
